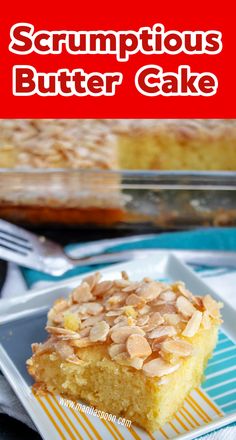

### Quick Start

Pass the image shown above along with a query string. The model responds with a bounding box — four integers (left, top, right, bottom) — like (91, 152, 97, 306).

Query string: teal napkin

(21, 227, 236, 288)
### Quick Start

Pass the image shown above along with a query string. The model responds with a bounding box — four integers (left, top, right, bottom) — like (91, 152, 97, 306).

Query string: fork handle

(67, 249, 236, 269)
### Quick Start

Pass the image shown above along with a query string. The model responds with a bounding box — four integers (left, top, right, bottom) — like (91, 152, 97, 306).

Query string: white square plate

(0, 253, 235, 440)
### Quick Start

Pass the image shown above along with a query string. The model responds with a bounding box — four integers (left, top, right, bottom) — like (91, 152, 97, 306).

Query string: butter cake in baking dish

(27, 272, 223, 432)
(0, 119, 236, 170)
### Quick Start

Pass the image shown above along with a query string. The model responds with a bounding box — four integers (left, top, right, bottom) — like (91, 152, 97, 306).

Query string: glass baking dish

(0, 169, 236, 229)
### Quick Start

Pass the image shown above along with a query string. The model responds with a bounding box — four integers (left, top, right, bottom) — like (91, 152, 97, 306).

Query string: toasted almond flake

(136, 282, 163, 300)
(78, 302, 103, 316)
(202, 311, 211, 329)
(72, 282, 93, 303)
(138, 305, 151, 315)
(143, 358, 180, 377)
(176, 296, 196, 317)
(151, 337, 167, 351)
(111, 325, 145, 343)
(137, 315, 149, 326)
(161, 339, 193, 357)
(148, 325, 177, 339)
(70, 337, 98, 348)
(182, 311, 202, 337)
(121, 270, 129, 280)
(163, 313, 181, 326)
(143, 312, 164, 331)
(202, 295, 221, 319)
(122, 283, 140, 293)
(89, 320, 110, 342)
(80, 327, 91, 337)
(126, 293, 144, 306)
(47, 309, 64, 325)
(108, 343, 126, 358)
(83, 272, 102, 290)
(53, 298, 68, 313)
(106, 310, 123, 317)
(160, 290, 177, 302)
(155, 304, 176, 314)
(112, 352, 129, 364)
(110, 320, 129, 331)
(105, 293, 126, 308)
(114, 279, 130, 289)
(114, 315, 128, 324)
(126, 334, 152, 359)
(93, 281, 113, 296)
(46, 326, 80, 336)
(81, 314, 104, 328)
(54, 341, 75, 359)
(176, 284, 192, 299)
(129, 357, 144, 370)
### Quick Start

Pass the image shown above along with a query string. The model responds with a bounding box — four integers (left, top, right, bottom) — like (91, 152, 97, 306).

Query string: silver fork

(0, 219, 236, 276)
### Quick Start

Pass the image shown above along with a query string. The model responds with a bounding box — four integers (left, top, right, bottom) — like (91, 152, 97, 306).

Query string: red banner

(1, 0, 235, 118)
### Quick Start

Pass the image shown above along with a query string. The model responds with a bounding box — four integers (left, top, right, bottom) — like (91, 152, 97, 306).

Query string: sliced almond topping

(137, 315, 149, 327)
(105, 293, 126, 309)
(160, 290, 177, 302)
(202, 295, 221, 319)
(144, 312, 164, 331)
(70, 337, 99, 348)
(182, 311, 202, 337)
(72, 282, 93, 303)
(54, 341, 75, 359)
(202, 311, 211, 329)
(79, 327, 91, 337)
(129, 357, 144, 370)
(78, 302, 103, 316)
(126, 334, 152, 359)
(176, 296, 196, 317)
(114, 279, 130, 289)
(121, 270, 129, 280)
(46, 326, 79, 336)
(89, 320, 110, 342)
(93, 281, 113, 297)
(47, 309, 64, 325)
(111, 325, 145, 343)
(148, 325, 177, 339)
(136, 282, 163, 301)
(176, 283, 192, 299)
(53, 298, 68, 313)
(122, 283, 140, 293)
(162, 339, 193, 357)
(143, 358, 180, 377)
(126, 293, 144, 306)
(81, 314, 104, 328)
(155, 303, 176, 314)
(151, 337, 167, 352)
(108, 343, 126, 358)
(163, 313, 181, 326)
(106, 310, 123, 317)
(83, 272, 102, 290)
(138, 305, 151, 315)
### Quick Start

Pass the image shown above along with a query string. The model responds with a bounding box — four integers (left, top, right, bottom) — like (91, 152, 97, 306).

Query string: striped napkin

(0, 228, 236, 439)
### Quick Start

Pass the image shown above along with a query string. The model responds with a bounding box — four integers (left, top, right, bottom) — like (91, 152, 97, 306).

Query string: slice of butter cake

(27, 272, 223, 432)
